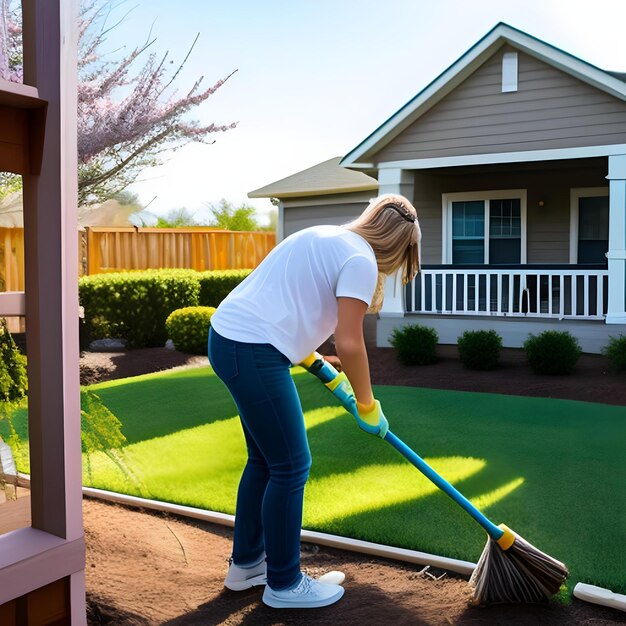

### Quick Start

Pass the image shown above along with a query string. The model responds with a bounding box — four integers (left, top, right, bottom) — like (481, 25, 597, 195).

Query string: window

(570, 188, 609, 265)
(452, 201, 484, 264)
(444, 190, 526, 265)
(489, 198, 521, 264)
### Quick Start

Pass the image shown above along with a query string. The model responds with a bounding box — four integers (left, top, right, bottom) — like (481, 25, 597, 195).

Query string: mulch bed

(80, 334, 626, 407)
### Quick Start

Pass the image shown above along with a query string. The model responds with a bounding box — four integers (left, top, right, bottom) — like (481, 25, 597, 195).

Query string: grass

(4, 365, 625, 595)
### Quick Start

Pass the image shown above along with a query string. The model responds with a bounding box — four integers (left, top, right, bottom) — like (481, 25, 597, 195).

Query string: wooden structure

(0, 227, 275, 291)
(0, 226, 25, 290)
(0, 0, 86, 624)
(85, 227, 275, 274)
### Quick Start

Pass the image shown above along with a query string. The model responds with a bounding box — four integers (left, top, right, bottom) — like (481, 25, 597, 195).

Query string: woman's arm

(334, 297, 374, 406)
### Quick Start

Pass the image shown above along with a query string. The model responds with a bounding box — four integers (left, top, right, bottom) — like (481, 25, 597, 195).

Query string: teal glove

(351, 399, 389, 439)
(299, 352, 388, 438)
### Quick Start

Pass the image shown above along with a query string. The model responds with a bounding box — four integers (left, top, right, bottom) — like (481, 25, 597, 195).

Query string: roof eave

(248, 182, 378, 200)
(341, 23, 626, 167)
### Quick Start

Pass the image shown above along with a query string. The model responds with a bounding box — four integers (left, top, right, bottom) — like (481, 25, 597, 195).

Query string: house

(249, 156, 378, 240)
(249, 23, 626, 353)
(0, 1, 86, 623)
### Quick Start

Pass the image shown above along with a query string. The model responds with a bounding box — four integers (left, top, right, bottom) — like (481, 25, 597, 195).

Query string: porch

(408, 264, 608, 320)
(373, 153, 626, 353)
(377, 264, 626, 354)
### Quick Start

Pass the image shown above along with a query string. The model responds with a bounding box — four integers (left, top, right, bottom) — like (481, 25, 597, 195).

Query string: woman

(208, 194, 421, 609)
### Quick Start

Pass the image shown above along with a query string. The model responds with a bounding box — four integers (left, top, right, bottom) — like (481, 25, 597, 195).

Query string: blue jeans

(208, 327, 311, 590)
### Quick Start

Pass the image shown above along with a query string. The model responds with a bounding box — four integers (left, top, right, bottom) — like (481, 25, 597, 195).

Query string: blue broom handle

(300, 355, 504, 541)
(383, 430, 504, 541)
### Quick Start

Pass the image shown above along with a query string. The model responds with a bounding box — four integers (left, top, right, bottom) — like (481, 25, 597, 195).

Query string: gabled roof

(341, 22, 626, 167)
(248, 157, 377, 199)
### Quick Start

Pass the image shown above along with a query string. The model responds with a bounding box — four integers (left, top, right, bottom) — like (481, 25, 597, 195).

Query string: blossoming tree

(0, 0, 237, 204)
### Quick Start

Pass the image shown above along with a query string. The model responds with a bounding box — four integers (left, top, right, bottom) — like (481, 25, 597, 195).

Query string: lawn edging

(78, 484, 626, 613)
(81, 486, 475, 575)
(12, 472, 625, 612)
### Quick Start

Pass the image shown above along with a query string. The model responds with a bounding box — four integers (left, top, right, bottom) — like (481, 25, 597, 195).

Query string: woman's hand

(321, 354, 342, 371)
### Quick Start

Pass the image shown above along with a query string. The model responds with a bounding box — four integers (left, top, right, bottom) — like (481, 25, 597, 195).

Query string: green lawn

(5, 365, 625, 595)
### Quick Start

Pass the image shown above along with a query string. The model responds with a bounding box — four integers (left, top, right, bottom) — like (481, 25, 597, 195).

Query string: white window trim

(569, 187, 609, 263)
(442, 189, 527, 264)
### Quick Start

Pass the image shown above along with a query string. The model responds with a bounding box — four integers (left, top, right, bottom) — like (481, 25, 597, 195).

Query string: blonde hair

(345, 194, 421, 313)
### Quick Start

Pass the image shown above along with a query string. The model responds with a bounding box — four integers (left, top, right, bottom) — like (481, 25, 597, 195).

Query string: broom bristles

(469, 530, 568, 605)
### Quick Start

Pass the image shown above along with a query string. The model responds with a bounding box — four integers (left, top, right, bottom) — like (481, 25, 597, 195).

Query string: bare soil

(81, 330, 626, 625)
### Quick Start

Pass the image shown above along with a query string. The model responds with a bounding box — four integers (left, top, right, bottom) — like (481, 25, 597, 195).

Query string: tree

(111, 189, 142, 209)
(0, 0, 237, 205)
(155, 207, 198, 228)
(206, 199, 260, 231)
(265, 206, 278, 232)
(0, 172, 21, 201)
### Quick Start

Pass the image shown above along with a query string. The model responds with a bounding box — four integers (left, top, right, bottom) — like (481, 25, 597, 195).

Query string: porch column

(378, 168, 414, 317)
(606, 155, 626, 324)
(277, 200, 285, 242)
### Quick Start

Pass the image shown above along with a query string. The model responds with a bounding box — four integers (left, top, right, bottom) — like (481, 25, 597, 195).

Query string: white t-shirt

(210, 225, 378, 364)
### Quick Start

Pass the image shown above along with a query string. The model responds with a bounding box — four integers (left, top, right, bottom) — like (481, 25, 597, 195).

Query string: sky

(104, 0, 626, 225)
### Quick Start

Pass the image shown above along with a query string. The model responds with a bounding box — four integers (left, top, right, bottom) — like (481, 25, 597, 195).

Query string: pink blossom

(1, 0, 237, 204)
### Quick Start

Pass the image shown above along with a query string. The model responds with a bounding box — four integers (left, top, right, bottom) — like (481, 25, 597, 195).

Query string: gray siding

(282, 191, 375, 238)
(375, 46, 626, 163)
(411, 158, 607, 264)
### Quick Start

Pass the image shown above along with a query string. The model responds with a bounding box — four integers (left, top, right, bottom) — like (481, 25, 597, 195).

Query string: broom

(301, 352, 569, 605)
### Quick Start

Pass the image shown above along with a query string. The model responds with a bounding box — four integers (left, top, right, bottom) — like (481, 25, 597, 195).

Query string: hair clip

(387, 203, 416, 223)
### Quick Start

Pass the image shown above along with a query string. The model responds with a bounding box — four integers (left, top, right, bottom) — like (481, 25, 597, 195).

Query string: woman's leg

(231, 421, 268, 566)
(208, 329, 311, 590)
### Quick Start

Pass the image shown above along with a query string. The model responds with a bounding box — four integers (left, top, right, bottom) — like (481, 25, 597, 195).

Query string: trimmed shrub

(457, 329, 502, 370)
(79, 269, 200, 348)
(523, 330, 581, 375)
(390, 324, 438, 366)
(198, 269, 252, 307)
(602, 335, 626, 372)
(166, 306, 216, 355)
(0, 319, 27, 402)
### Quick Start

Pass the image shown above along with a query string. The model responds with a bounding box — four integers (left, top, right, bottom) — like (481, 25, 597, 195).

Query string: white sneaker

(224, 558, 267, 591)
(262, 574, 344, 609)
(318, 570, 346, 585)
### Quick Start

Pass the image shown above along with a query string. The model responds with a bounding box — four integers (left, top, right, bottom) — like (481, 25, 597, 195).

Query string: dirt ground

(81, 332, 626, 625)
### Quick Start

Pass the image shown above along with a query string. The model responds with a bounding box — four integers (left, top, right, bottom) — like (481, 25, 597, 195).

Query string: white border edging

(573, 583, 626, 612)
(82, 487, 475, 575)
(18, 478, 625, 612)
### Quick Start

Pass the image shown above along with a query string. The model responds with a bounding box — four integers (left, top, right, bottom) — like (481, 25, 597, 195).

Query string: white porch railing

(407, 266, 609, 320)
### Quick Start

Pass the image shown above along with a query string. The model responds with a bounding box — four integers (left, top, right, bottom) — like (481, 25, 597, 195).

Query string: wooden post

(21, 0, 86, 622)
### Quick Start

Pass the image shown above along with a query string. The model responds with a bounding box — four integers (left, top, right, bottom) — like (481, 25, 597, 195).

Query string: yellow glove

(354, 399, 389, 438)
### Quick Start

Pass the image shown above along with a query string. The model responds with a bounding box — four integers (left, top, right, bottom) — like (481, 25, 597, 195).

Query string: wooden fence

(85, 227, 275, 274)
(0, 228, 25, 292)
(0, 227, 276, 292)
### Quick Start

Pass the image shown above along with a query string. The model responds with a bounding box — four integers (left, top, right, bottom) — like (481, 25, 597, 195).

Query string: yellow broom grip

(300, 352, 323, 369)
(496, 524, 516, 550)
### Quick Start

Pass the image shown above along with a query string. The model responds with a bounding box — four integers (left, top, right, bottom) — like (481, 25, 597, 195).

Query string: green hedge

(524, 330, 581, 375)
(0, 319, 27, 402)
(390, 324, 439, 366)
(198, 269, 252, 307)
(602, 335, 626, 372)
(457, 329, 502, 370)
(166, 306, 216, 354)
(79, 269, 250, 349)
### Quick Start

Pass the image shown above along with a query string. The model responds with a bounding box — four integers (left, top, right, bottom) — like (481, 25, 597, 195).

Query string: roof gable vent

(502, 51, 518, 92)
